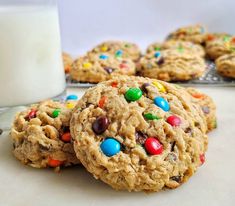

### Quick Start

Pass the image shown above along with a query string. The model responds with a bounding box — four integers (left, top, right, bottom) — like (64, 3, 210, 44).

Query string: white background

(58, 0, 235, 56)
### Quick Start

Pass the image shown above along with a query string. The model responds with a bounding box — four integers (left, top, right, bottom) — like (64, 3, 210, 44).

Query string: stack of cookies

(63, 24, 235, 82)
(10, 75, 217, 192)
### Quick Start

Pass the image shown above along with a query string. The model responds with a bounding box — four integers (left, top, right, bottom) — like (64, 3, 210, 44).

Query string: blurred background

(58, 0, 235, 56)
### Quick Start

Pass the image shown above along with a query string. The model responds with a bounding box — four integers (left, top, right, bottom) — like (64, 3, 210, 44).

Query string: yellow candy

(100, 46, 108, 52)
(83, 62, 92, 69)
(152, 81, 166, 93)
(66, 102, 75, 109)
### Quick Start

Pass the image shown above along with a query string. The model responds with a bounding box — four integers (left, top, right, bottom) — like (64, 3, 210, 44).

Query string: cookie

(138, 49, 207, 81)
(70, 53, 136, 83)
(186, 87, 217, 132)
(63, 52, 73, 74)
(70, 76, 208, 192)
(205, 35, 235, 60)
(89, 41, 141, 62)
(166, 24, 206, 44)
(215, 53, 235, 78)
(10, 99, 80, 170)
(204, 33, 232, 46)
(146, 40, 205, 57)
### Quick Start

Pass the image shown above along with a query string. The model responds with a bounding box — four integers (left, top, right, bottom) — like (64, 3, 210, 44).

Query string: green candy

(144, 113, 160, 120)
(177, 46, 184, 53)
(223, 36, 231, 42)
(52, 108, 61, 118)
(154, 47, 161, 51)
(125, 88, 142, 101)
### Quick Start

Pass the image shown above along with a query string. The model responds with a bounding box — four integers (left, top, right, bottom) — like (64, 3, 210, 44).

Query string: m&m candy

(200, 153, 205, 165)
(52, 109, 61, 118)
(154, 97, 170, 112)
(100, 138, 121, 157)
(92, 116, 109, 134)
(154, 51, 161, 58)
(83, 62, 92, 69)
(115, 50, 123, 57)
(101, 46, 108, 52)
(66, 102, 75, 109)
(167, 115, 181, 127)
(125, 88, 142, 102)
(152, 81, 166, 93)
(27, 109, 37, 120)
(98, 96, 107, 108)
(99, 54, 108, 60)
(48, 158, 63, 167)
(144, 113, 160, 120)
(144, 137, 163, 155)
(66, 94, 78, 101)
(61, 132, 71, 142)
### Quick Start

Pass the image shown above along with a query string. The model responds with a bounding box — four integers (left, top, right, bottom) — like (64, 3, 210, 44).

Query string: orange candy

(207, 34, 215, 41)
(48, 158, 63, 167)
(192, 93, 205, 99)
(98, 96, 107, 108)
(61, 132, 71, 142)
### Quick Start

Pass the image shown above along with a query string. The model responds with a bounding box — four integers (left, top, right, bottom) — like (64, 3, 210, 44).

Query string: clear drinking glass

(0, 0, 65, 129)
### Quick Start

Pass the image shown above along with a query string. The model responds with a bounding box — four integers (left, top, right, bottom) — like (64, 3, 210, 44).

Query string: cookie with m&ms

(138, 49, 207, 81)
(88, 40, 141, 62)
(146, 40, 205, 57)
(70, 76, 208, 192)
(62, 52, 73, 74)
(166, 24, 207, 44)
(186, 87, 217, 132)
(215, 53, 235, 78)
(205, 35, 235, 60)
(10, 99, 80, 170)
(70, 53, 136, 83)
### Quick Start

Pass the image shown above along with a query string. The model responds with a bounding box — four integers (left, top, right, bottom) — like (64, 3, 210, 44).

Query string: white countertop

(0, 86, 235, 206)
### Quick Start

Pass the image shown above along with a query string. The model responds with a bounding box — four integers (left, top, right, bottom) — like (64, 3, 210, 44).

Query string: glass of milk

(0, 0, 65, 108)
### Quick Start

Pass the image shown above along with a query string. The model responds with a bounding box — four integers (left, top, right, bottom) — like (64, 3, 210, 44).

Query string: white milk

(0, 5, 65, 107)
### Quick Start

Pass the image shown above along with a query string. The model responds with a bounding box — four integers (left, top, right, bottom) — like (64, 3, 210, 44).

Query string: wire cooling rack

(66, 61, 235, 88)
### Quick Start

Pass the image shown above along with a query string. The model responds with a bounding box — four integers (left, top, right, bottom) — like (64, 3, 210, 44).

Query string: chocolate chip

(141, 83, 150, 94)
(170, 175, 181, 183)
(171, 141, 176, 152)
(39, 144, 49, 151)
(92, 116, 109, 135)
(185, 127, 193, 136)
(135, 132, 147, 145)
(0, 128, 3, 135)
(157, 57, 164, 65)
(201, 106, 210, 114)
(104, 67, 114, 74)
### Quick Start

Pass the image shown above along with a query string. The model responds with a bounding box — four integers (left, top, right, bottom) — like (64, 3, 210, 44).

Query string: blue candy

(99, 54, 109, 60)
(154, 51, 161, 58)
(154, 96, 170, 111)
(100, 138, 121, 157)
(115, 50, 123, 56)
(66, 94, 78, 101)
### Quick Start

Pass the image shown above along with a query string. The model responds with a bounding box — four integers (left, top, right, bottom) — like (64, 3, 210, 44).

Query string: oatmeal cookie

(10, 99, 80, 170)
(89, 40, 141, 62)
(215, 53, 235, 78)
(146, 40, 205, 57)
(186, 87, 217, 132)
(70, 76, 208, 192)
(166, 24, 206, 44)
(63, 52, 73, 74)
(70, 53, 136, 83)
(205, 35, 235, 60)
(138, 49, 207, 81)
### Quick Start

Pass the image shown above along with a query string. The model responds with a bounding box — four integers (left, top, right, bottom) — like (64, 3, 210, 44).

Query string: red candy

(167, 115, 181, 127)
(119, 63, 128, 69)
(144, 137, 163, 155)
(27, 109, 37, 120)
(111, 81, 118, 88)
(191, 93, 205, 99)
(200, 154, 205, 165)
(207, 34, 215, 41)
(61, 132, 71, 142)
(98, 96, 107, 108)
(48, 158, 63, 167)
